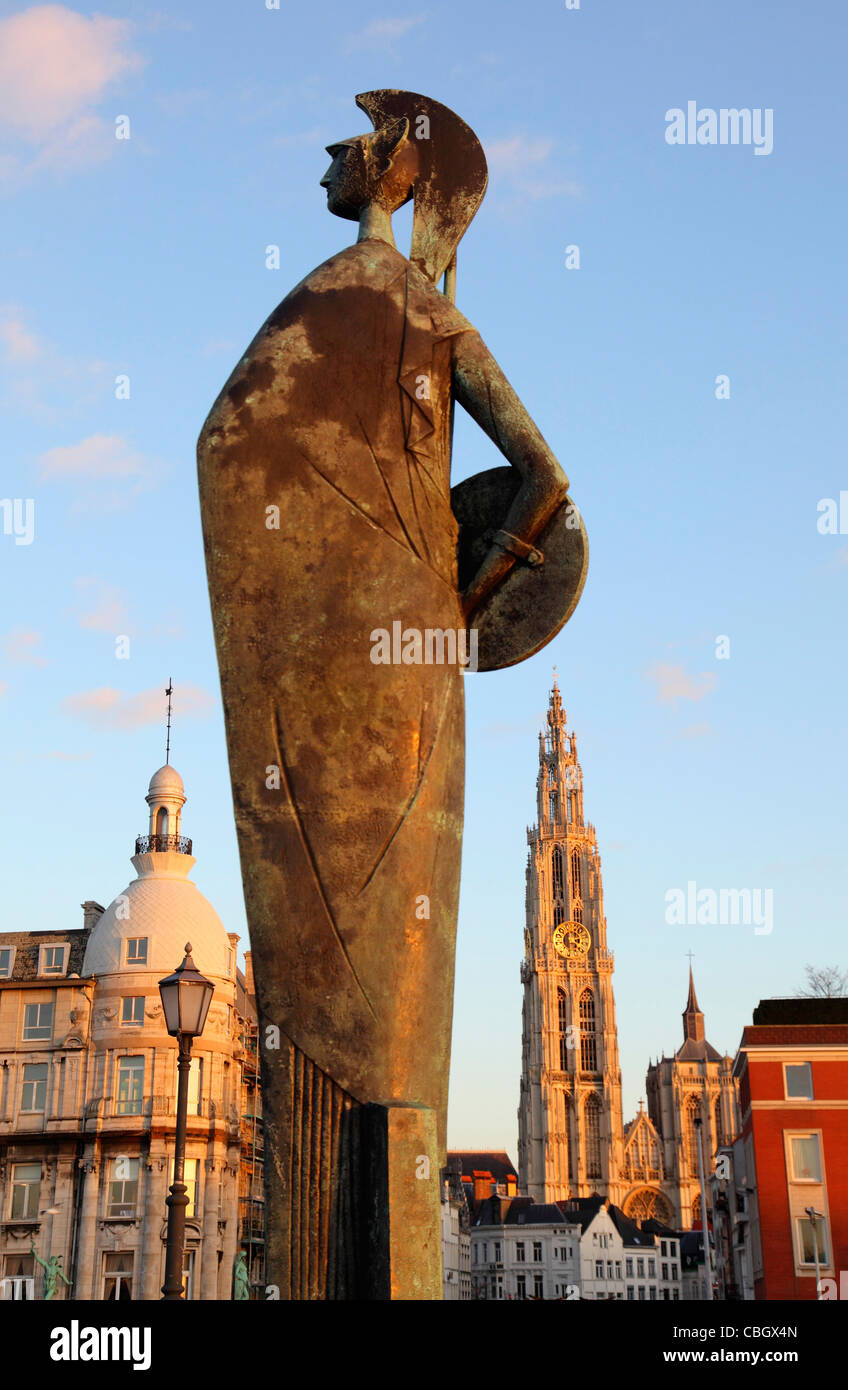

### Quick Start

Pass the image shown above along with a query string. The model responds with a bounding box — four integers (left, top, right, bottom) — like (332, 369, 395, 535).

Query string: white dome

(82, 870, 230, 980)
(147, 764, 185, 799)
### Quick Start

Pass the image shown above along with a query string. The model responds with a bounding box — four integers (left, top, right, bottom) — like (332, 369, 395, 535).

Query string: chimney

(473, 1171, 495, 1203)
(81, 901, 105, 931)
(506, 1173, 517, 1196)
(243, 950, 255, 995)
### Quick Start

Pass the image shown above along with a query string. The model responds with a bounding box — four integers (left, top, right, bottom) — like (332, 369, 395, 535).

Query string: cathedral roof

(676, 1036, 723, 1062)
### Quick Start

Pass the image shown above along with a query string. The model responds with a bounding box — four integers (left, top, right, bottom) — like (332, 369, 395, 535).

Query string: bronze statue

(198, 90, 586, 1299)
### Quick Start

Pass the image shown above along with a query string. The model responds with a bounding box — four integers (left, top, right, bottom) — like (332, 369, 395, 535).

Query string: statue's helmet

(355, 90, 488, 285)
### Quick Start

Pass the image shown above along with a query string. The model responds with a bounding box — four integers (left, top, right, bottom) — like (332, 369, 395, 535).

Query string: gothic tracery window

(584, 1095, 602, 1178)
(579, 989, 597, 1072)
(558, 989, 569, 1071)
(570, 848, 581, 898)
(685, 1094, 701, 1176)
(552, 846, 564, 899)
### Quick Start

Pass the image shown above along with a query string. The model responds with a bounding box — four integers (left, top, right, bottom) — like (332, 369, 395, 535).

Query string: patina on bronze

(197, 90, 586, 1299)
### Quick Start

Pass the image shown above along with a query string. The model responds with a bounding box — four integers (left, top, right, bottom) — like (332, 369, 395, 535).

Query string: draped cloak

(198, 240, 476, 1149)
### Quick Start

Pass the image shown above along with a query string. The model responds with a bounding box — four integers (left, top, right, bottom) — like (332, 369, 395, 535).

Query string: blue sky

(1, 0, 845, 1157)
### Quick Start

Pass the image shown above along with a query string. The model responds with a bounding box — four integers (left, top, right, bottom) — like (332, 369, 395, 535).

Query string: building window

(103, 1252, 134, 1300)
(125, 938, 148, 966)
(552, 846, 564, 899)
(584, 1094, 602, 1177)
(2, 1253, 35, 1300)
(227, 948, 235, 977)
(595, 1259, 603, 1278)
(10, 1163, 40, 1219)
(533, 1241, 542, 1263)
(579, 990, 597, 1071)
(636, 1257, 645, 1277)
(20, 1063, 48, 1113)
(615, 1260, 622, 1279)
(115, 1056, 144, 1115)
(169, 1158, 199, 1217)
(533, 1274, 543, 1298)
(0, 947, 15, 978)
(606, 1260, 613, 1279)
(494, 1241, 501, 1263)
(660, 1240, 667, 1257)
(784, 1063, 813, 1100)
(626, 1285, 634, 1300)
(789, 1134, 822, 1183)
(558, 989, 569, 1070)
(638, 1286, 646, 1300)
(714, 1095, 722, 1147)
(22, 1002, 53, 1041)
(187, 1056, 203, 1116)
(796, 1217, 828, 1267)
(515, 1241, 525, 1263)
(661, 1262, 668, 1280)
(685, 1094, 701, 1175)
(570, 847, 581, 900)
(121, 997, 145, 1026)
(649, 1286, 657, 1300)
(181, 1249, 195, 1300)
(549, 791, 558, 822)
(516, 1274, 526, 1300)
(39, 945, 67, 977)
(625, 1257, 633, 1277)
(108, 1157, 139, 1218)
(648, 1258, 656, 1277)
(671, 1263, 678, 1280)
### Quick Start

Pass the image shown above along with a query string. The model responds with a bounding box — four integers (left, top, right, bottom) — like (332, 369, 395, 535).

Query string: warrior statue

(198, 90, 587, 1299)
(30, 1241, 73, 1300)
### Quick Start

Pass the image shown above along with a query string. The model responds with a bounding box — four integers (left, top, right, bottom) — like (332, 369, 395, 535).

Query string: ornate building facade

(518, 681, 626, 1206)
(0, 762, 261, 1300)
(518, 682, 739, 1232)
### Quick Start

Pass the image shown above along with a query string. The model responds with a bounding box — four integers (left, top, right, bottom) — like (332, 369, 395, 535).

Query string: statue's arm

(452, 331, 569, 618)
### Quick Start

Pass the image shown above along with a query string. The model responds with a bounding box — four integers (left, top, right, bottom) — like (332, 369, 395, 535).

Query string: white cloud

(486, 134, 581, 204)
(38, 433, 148, 480)
(74, 577, 131, 633)
(61, 683, 214, 731)
(2, 627, 48, 666)
(0, 310, 40, 362)
(645, 662, 717, 705)
(345, 14, 426, 49)
(0, 5, 144, 179)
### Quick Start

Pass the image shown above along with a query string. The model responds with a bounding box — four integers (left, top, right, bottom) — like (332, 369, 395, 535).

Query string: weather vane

(165, 678, 173, 764)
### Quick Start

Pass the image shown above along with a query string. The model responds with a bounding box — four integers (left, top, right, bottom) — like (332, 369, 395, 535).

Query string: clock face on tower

(552, 921, 591, 959)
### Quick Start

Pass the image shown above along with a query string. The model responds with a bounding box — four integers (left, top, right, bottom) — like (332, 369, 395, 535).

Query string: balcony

(135, 833, 193, 855)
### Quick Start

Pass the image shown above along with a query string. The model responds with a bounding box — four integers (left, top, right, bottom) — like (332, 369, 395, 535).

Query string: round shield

(450, 466, 588, 672)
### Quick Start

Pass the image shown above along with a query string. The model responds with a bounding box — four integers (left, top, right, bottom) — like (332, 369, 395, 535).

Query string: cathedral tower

(518, 682, 626, 1205)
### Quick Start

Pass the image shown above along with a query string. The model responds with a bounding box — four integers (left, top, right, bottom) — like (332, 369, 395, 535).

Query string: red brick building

(732, 998, 848, 1300)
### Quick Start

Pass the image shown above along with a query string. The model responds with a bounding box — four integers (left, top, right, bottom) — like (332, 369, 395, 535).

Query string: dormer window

(126, 938, 148, 966)
(39, 944, 68, 977)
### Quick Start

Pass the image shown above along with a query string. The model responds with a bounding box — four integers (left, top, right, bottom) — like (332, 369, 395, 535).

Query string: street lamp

(693, 1116, 714, 1301)
(158, 943, 214, 1300)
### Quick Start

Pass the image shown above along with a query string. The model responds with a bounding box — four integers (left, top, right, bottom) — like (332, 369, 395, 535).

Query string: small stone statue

(30, 1241, 72, 1300)
(233, 1250, 250, 1301)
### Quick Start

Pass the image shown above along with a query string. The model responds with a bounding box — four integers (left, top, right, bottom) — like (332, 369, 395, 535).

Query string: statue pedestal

(364, 1103, 443, 1301)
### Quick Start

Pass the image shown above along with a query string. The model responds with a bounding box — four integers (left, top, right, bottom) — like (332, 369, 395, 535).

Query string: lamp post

(158, 942, 214, 1300)
(693, 1115, 714, 1301)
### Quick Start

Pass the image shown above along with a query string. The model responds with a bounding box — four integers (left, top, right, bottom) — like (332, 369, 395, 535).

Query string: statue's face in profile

(321, 138, 372, 221)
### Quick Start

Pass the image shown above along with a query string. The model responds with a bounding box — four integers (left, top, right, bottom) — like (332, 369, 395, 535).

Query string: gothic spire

(682, 964, 705, 1044)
